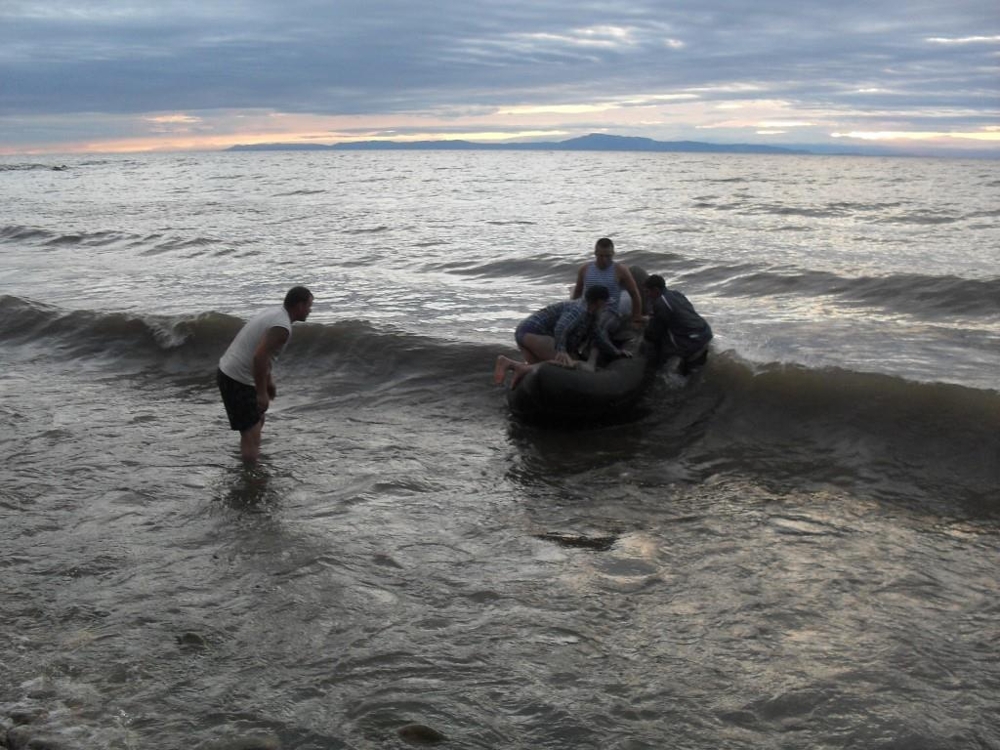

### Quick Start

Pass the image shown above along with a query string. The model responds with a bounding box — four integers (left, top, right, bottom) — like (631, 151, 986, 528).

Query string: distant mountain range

(228, 133, 813, 155)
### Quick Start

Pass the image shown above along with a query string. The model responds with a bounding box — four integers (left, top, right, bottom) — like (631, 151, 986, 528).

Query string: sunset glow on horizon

(2, 1, 997, 157)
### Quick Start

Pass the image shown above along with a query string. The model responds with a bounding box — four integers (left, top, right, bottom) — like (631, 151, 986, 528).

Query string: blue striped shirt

(582, 261, 622, 310)
(524, 299, 592, 353)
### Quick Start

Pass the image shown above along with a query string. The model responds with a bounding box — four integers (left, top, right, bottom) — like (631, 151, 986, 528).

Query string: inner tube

(506, 346, 651, 423)
(506, 266, 654, 424)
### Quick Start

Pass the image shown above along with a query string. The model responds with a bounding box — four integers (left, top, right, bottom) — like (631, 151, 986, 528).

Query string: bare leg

(577, 348, 598, 372)
(239, 416, 265, 463)
(509, 361, 537, 389)
(519, 333, 557, 364)
(493, 355, 517, 385)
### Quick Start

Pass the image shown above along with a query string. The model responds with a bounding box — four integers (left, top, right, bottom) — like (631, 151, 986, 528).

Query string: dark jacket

(643, 289, 713, 366)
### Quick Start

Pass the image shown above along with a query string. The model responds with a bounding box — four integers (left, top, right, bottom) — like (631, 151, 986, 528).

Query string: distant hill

(228, 133, 811, 155)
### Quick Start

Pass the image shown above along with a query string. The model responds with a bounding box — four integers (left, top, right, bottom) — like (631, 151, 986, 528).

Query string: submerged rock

(203, 735, 281, 750)
(535, 532, 618, 551)
(7, 707, 48, 726)
(176, 632, 209, 650)
(6, 725, 68, 750)
(397, 723, 447, 745)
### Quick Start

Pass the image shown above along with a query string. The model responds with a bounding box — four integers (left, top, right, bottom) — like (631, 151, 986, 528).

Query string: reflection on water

(3, 152, 999, 749)
(214, 463, 279, 511)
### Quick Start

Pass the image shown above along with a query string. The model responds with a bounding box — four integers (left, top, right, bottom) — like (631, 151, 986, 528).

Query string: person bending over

(494, 285, 609, 388)
(641, 274, 713, 375)
(217, 285, 314, 462)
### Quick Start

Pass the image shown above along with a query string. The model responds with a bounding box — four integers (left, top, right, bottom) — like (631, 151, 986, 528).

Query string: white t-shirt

(218, 306, 292, 386)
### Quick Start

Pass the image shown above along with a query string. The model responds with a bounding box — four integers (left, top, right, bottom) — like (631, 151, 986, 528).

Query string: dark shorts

(515, 315, 549, 347)
(217, 369, 261, 432)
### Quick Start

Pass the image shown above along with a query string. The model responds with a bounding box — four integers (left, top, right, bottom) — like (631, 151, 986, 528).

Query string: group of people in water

(493, 237, 714, 388)
(215, 237, 713, 462)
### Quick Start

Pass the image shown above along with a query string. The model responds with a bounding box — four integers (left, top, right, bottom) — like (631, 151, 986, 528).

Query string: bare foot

(493, 355, 511, 385)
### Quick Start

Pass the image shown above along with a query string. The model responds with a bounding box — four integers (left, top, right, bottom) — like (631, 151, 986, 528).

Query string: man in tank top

(217, 285, 314, 462)
(570, 237, 644, 363)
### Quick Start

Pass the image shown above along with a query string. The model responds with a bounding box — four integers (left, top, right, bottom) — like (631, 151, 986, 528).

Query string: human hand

(267, 382, 277, 399)
(619, 349, 633, 359)
(553, 352, 573, 367)
(256, 392, 271, 413)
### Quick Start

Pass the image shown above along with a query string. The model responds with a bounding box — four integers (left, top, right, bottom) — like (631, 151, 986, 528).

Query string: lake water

(1, 150, 998, 749)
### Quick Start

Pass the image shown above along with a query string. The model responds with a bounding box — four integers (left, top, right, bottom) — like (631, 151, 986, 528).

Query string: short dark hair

(643, 274, 666, 292)
(584, 284, 610, 303)
(284, 285, 313, 308)
(595, 237, 614, 252)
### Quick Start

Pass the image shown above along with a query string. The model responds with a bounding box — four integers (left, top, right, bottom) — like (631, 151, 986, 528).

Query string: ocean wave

(140, 235, 229, 255)
(0, 224, 144, 250)
(0, 225, 52, 243)
(0, 163, 69, 172)
(0, 223, 240, 257)
(426, 252, 690, 283)
(3, 293, 996, 407)
(694, 355, 999, 509)
(701, 267, 1000, 318)
(426, 255, 580, 280)
(877, 210, 964, 225)
(0, 296, 485, 384)
(692, 198, 992, 226)
(344, 225, 392, 235)
(0, 295, 240, 364)
(3, 295, 996, 507)
(272, 188, 328, 196)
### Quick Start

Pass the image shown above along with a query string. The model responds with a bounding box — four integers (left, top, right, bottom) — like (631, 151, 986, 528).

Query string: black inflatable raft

(505, 343, 652, 423)
(506, 266, 654, 424)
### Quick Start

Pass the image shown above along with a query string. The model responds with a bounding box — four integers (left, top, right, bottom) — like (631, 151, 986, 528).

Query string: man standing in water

(217, 286, 314, 462)
(571, 237, 644, 363)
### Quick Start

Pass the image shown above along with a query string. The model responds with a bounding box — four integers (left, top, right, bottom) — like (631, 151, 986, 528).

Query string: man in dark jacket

(641, 274, 713, 375)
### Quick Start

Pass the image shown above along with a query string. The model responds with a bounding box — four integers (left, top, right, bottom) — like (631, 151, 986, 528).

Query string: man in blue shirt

(494, 285, 609, 388)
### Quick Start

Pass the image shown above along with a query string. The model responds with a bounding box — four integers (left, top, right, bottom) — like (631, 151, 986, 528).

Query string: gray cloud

(1, 0, 997, 151)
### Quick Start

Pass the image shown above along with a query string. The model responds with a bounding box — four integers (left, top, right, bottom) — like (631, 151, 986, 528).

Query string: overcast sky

(2, 0, 998, 155)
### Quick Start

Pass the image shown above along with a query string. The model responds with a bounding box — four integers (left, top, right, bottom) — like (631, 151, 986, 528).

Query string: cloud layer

(2, 0, 998, 154)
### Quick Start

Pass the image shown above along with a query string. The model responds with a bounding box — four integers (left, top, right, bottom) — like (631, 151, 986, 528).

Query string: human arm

(570, 265, 585, 300)
(252, 326, 290, 412)
(618, 265, 644, 325)
(644, 296, 669, 338)
(591, 314, 626, 360)
(551, 304, 588, 365)
(552, 305, 581, 352)
(642, 301, 670, 366)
